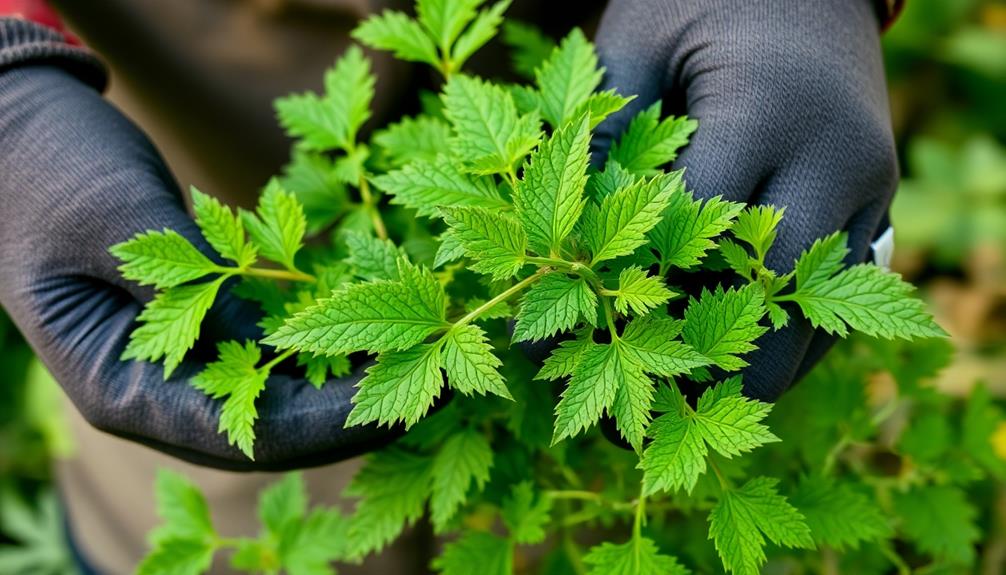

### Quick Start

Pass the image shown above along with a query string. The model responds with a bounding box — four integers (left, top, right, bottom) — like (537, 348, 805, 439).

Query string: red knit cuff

(0, 0, 80, 45)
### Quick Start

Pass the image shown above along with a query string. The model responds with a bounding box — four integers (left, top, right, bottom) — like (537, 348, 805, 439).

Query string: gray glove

(0, 19, 395, 470)
(592, 0, 898, 400)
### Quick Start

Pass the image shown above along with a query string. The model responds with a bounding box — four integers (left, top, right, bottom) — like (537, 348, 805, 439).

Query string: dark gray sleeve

(0, 20, 397, 470)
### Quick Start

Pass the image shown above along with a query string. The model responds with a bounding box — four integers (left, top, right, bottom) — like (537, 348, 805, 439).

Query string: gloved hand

(0, 20, 395, 470)
(592, 0, 898, 401)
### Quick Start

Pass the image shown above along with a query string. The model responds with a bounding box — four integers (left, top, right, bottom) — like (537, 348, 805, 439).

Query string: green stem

(240, 266, 316, 284)
(602, 297, 619, 339)
(546, 490, 604, 503)
(357, 175, 388, 240)
(262, 348, 297, 373)
(453, 271, 543, 327)
(632, 488, 647, 541)
(822, 432, 852, 475)
(505, 167, 520, 191)
(525, 256, 603, 286)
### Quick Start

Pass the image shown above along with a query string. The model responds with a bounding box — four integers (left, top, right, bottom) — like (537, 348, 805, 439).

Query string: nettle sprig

(116, 2, 947, 574)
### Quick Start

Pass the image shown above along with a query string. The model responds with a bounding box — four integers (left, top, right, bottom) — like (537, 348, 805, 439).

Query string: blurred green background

(1, 0, 1004, 571)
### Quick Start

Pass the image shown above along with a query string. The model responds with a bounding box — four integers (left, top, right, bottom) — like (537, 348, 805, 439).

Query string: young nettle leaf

(514, 112, 590, 255)
(682, 284, 768, 371)
(239, 180, 307, 273)
(534, 329, 593, 381)
(191, 188, 258, 268)
(501, 481, 552, 545)
(192, 341, 269, 459)
(789, 475, 893, 551)
(449, 1, 510, 71)
(355, 10, 440, 67)
(588, 159, 638, 200)
(279, 151, 350, 235)
(374, 156, 508, 218)
(275, 45, 375, 152)
(731, 205, 785, 264)
(138, 471, 217, 575)
(110, 229, 219, 289)
(620, 316, 710, 377)
(441, 324, 512, 398)
(430, 428, 494, 531)
(121, 276, 227, 379)
(708, 477, 814, 575)
(346, 343, 444, 429)
(609, 102, 697, 174)
(641, 378, 778, 494)
(892, 484, 980, 565)
(513, 272, 597, 343)
(440, 207, 527, 281)
(610, 265, 676, 316)
(583, 537, 690, 575)
(582, 170, 682, 264)
(345, 230, 405, 281)
(433, 531, 513, 575)
(373, 115, 452, 168)
(443, 75, 541, 175)
(502, 21, 556, 79)
(650, 192, 745, 273)
(533, 28, 603, 128)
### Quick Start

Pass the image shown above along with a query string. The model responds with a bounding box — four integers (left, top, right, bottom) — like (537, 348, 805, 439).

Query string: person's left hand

(591, 0, 899, 401)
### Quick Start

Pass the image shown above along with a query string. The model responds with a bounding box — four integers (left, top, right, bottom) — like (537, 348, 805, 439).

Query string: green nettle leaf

(609, 102, 697, 174)
(239, 180, 307, 271)
(682, 284, 768, 371)
(513, 272, 597, 343)
(893, 485, 980, 565)
(620, 316, 710, 377)
(442, 75, 541, 175)
(353, 10, 439, 67)
(583, 537, 690, 575)
(346, 343, 444, 429)
(110, 229, 218, 289)
(374, 115, 452, 168)
(501, 481, 552, 544)
(191, 341, 269, 459)
(440, 207, 527, 280)
(275, 45, 375, 151)
(962, 384, 1006, 478)
(535, 330, 593, 381)
(121, 277, 226, 379)
(264, 262, 448, 356)
(138, 471, 217, 575)
(502, 20, 556, 78)
(708, 477, 815, 575)
(345, 448, 435, 558)
(345, 230, 405, 281)
(611, 266, 676, 315)
(787, 235, 947, 340)
(650, 192, 744, 272)
(450, 1, 510, 70)
(417, 0, 483, 51)
(258, 472, 307, 536)
(442, 324, 512, 398)
(641, 378, 777, 495)
(789, 475, 893, 551)
(374, 156, 508, 217)
(583, 171, 681, 264)
(430, 428, 494, 531)
(279, 151, 349, 234)
(731, 205, 785, 263)
(191, 187, 257, 267)
(533, 28, 603, 128)
(433, 531, 513, 575)
(514, 113, 591, 256)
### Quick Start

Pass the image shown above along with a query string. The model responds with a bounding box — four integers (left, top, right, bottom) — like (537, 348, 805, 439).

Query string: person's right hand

(0, 38, 396, 470)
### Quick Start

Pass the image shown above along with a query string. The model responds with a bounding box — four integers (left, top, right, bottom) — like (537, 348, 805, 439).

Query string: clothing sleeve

(0, 8, 106, 90)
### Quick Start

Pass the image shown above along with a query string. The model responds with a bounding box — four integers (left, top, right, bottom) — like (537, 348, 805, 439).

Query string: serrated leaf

(583, 171, 681, 264)
(430, 428, 494, 531)
(258, 472, 307, 536)
(264, 262, 448, 356)
(534, 28, 603, 128)
(374, 156, 507, 218)
(345, 230, 404, 281)
(682, 284, 768, 371)
(692, 381, 779, 457)
(345, 448, 434, 558)
(451, 1, 510, 70)
(417, 0, 484, 51)
(502, 21, 556, 78)
(150, 470, 215, 543)
(191, 341, 269, 459)
(610, 353, 657, 451)
(609, 103, 696, 174)
(621, 316, 710, 377)
(575, 89, 633, 130)
(374, 115, 452, 168)
(513, 272, 597, 343)
(346, 343, 444, 429)
(583, 537, 690, 575)
(535, 330, 592, 381)
(440, 207, 527, 280)
(240, 180, 307, 271)
(352, 10, 439, 67)
(612, 266, 675, 315)
(588, 159, 637, 200)
(110, 229, 218, 289)
(514, 113, 591, 255)
(708, 477, 814, 575)
(732, 205, 784, 262)
(552, 341, 637, 444)
(640, 409, 707, 495)
(789, 261, 946, 340)
(442, 324, 512, 398)
(275, 45, 375, 151)
(136, 537, 215, 575)
(432, 531, 512, 575)
(443, 75, 541, 175)
(790, 476, 892, 551)
(793, 231, 849, 291)
(191, 187, 257, 267)
(298, 353, 351, 389)
(122, 277, 226, 379)
(435, 229, 466, 268)
(502, 481, 552, 544)
(650, 192, 744, 272)
(893, 485, 979, 565)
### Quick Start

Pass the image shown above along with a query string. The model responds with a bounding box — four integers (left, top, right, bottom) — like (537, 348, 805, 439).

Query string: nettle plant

(111, 3, 987, 575)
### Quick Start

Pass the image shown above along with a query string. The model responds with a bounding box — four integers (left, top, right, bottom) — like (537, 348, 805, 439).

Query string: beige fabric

(49, 1, 428, 573)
